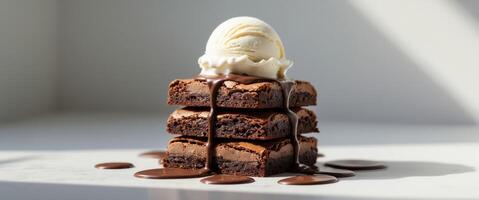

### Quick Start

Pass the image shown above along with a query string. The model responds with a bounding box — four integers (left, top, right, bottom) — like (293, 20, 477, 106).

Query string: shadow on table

(339, 161, 475, 180)
(0, 155, 40, 166)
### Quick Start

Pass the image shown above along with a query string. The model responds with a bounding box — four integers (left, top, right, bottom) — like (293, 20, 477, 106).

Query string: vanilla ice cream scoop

(198, 17, 292, 79)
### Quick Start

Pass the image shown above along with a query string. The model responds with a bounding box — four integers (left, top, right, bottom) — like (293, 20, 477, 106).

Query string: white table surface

(0, 112, 478, 200)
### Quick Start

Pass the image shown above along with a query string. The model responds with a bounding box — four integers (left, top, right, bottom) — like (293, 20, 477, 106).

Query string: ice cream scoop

(198, 17, 292, 79)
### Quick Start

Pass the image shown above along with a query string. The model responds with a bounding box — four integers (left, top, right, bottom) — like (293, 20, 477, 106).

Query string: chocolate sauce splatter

(316, 166, 355, 178)
(278, 174, 338, 185)
(325, 159, 387, 170)
(95, 162, 134, 169)
(134, 168, 210, 179)
(200, 175, 254, 184)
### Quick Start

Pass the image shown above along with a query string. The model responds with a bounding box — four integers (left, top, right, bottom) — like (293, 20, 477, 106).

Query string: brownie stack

(163, 78, 319, 177)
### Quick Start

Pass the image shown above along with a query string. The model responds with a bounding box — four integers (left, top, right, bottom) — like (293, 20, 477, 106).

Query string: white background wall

(1, 0, 478, 125)
(0, 0, 58, 121)
(58, 0, 478, 125)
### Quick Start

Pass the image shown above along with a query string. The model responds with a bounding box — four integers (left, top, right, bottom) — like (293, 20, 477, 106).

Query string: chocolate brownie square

(167, 107, 319, 140)
(167, 79, 317, 109)
(163, 136, 318, 177)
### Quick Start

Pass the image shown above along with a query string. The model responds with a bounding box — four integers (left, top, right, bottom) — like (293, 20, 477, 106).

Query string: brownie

(167, 107, 319, 140)
(168, 79, 317, 108)
(163, 136, 318, 177)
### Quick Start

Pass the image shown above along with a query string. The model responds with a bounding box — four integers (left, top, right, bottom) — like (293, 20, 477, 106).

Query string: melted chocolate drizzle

(205, 78, 223, 171)
(196, 73, 317, 174)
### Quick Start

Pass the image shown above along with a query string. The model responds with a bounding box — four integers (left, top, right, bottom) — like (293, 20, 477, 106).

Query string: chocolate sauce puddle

(278, 174, 338, 185)
(95, 162, 134, 169)
(316, 166, 355, 178)
(325, 159, 387, 170)
(134, 168, 210, 179)
(200, 175, 254, 184)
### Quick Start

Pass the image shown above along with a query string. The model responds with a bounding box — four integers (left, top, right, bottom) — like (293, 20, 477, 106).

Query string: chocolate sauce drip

(95, 162, 134, 169)
(200, 175, 254, 184)
(278, 81, 316, 174)
(205, 79, 223, 171)
(196, 73, 316, 174)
